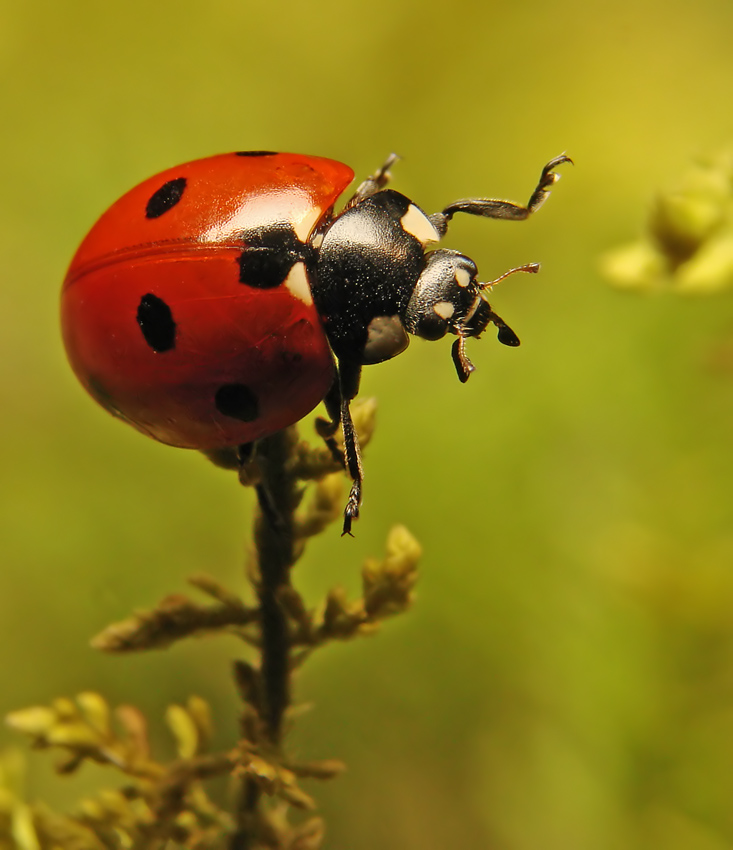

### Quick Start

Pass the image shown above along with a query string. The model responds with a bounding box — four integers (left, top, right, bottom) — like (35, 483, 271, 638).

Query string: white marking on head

(454, 267, 472, 288)
(400, 204, 440, 246)
(433, 301, 455, 320)
(285, 262, 313, 305)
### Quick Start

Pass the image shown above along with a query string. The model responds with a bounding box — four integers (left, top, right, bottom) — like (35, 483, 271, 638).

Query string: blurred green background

(3, 0, 733, 847)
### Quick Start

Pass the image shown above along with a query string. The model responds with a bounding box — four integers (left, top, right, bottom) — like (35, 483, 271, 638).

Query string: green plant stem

(253, 428, 299, 743)
(233, 428, 300, 848)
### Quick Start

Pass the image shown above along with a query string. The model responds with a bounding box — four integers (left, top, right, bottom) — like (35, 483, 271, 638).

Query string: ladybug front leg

(429, 154, 573, 236)
(343, 153, 400, 211)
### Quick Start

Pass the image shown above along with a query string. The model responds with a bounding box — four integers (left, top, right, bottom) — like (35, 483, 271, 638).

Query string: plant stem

(253, 428, 299, 743)
(232, 428, 300, 848)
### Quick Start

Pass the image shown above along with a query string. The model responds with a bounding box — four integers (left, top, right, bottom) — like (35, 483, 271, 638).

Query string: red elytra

(61, 152, 354, 449)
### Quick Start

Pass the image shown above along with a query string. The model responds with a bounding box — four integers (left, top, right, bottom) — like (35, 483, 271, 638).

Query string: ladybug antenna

(475, 262, 538, 351)
(477, 261, 540, 295)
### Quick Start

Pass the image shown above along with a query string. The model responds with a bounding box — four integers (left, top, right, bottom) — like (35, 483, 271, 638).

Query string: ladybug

(61, 150, 571, 534)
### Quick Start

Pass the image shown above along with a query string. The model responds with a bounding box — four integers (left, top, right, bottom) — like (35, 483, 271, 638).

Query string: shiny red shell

(61, 152, 355, 449)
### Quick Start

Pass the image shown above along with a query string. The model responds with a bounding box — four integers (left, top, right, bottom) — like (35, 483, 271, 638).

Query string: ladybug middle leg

(337, 360, 365, 536)
(315, 359, 364, 536)
(315, 377, 347, 467)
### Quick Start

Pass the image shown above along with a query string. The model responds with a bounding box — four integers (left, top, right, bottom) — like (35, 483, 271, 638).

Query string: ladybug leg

(339, 395, 363, 536)
(450, 301, 520, 383)
(334, 359, 364, 536)
(451, 333, 475, 384)
(429, 154, 573, 237)
(236, 442, 258, 481)
(343, 153, 400, 210)
(316, 360, 364, 535)
(236, 442, 285, 530)
(315, 377, 347, 467)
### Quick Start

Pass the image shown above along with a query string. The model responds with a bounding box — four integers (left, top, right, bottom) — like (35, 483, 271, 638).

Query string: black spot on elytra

(215, 384, 259, 422)
(137, 294, 176, 352)
(145, 177, 187, 219)
(235, 150, 277, 157)
(237, 226, 313, 289)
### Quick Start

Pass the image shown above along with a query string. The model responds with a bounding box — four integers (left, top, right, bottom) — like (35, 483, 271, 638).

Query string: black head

(400, 248, 520, 379)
